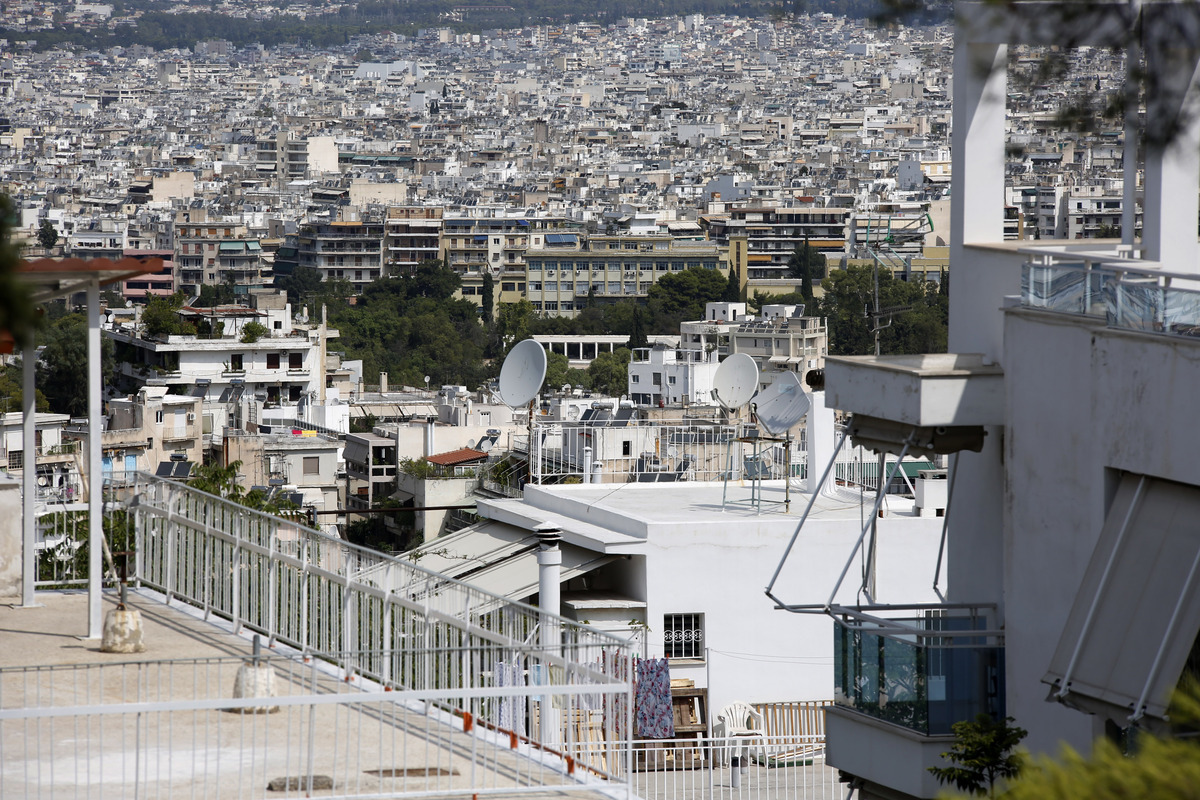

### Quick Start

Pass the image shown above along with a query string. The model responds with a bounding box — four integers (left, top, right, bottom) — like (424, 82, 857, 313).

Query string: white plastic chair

(713, 701, 767, 765)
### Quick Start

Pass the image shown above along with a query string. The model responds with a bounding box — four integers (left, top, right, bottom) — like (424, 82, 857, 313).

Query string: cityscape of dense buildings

(3, 3, 1198, 800)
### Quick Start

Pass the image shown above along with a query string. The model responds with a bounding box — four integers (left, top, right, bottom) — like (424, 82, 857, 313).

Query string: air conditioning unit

(186, 413, 196, 423)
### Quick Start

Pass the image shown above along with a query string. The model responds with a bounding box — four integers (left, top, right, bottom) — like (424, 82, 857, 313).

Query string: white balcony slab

(824, 353, 1005, 427)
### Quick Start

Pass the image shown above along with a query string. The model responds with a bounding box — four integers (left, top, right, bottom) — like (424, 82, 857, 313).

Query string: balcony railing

(1021, 247, 1200, 339)
(832, 606, 1004, 736)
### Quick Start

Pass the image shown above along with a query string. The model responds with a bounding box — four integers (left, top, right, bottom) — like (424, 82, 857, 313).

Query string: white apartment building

(804, 4, 1200, 799)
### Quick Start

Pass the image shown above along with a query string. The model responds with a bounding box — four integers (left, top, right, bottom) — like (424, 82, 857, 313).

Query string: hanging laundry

(636, 657, 675, 739)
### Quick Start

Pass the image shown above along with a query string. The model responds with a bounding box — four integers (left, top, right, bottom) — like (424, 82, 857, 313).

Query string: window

(230, 354, 243, 371)
(303, 456, 319, 475)
(622, 440, 632, 456)
(289, 353, 302, 369)
(668, 376, 677, 385)
(653, 372, 662, 385)
(631, 374, 640, 383)
(267, 353, 280, 370)
(155, 410, 164, 424)
(664, 613, 704, 659)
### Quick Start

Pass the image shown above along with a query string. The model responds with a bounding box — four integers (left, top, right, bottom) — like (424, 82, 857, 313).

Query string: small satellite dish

(754, 371, 811, 437)
(498, 339, 547, 407)
(667, 446, 679, 458)
(711, 353, 759, 410)
(467, 439, 476, 449)
(479, 439, 493, 453)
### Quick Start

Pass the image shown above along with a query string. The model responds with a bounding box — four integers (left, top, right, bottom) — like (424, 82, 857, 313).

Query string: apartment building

(524, 232, 724, 317)
(804, 5, 1200, 799)
(384, 206, 443, 276)
(254, 132, 338, 180)
(293, 216, 386, 293)
(706, 205, 850, 280)
(173, 213, 259, 294)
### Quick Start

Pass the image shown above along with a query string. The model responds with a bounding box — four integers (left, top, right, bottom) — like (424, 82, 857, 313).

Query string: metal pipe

(86, 281, 103, 639)
(20, 333, 37, 607)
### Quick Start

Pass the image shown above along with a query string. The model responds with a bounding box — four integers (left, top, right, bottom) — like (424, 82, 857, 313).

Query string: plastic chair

(714, 701, 767, 765)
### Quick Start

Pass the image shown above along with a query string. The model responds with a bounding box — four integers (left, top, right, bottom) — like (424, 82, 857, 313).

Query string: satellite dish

(498, 339, 547, 407)
(467, 439, 476, 449)
(754, 371, 811, 437)
(479, 439, 493, 453)
(667, 446, 679, 458)
(711, 353, 759, 410)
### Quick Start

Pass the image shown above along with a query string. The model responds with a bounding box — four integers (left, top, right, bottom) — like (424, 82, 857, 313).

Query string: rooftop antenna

(498, 339, 547, 487)
(751, 371, 811, 513)
(714, 353, 761, 510)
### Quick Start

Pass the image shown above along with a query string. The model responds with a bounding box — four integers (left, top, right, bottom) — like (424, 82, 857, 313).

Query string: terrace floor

(0, 591, 623, 799)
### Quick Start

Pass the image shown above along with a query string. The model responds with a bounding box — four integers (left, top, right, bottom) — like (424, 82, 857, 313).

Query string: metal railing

(570, 734, 840, 800)
(0, 650, 633, 799)
(529, 419, 770, 484)
(122, 473, 633, 778)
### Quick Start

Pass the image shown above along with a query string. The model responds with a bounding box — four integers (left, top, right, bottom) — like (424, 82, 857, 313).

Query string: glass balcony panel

(834, 615, 1004, 735)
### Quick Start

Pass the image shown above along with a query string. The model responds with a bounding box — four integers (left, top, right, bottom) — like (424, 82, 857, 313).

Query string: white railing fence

(0, 652, 633, 800)
(570, 734, 842, 800)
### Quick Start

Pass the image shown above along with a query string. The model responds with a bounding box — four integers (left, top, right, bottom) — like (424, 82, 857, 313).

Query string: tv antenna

(497, 339, 547, 486)
(745, 371, 811, 513)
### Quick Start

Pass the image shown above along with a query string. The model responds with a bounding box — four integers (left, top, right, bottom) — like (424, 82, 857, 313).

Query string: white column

(1141, 44, 1200, 271)
(87, 281, 103, 638)
(535, 524, 562, 747)
(806, 391, 837, 496)
(21, 335, 38, 607)
(949, 34, 1007, 250)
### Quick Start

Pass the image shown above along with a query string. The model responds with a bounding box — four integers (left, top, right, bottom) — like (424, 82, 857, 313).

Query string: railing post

(231, 512, 241, 634)
(268, 522, 278, 645)
(300, 538, 309, 653)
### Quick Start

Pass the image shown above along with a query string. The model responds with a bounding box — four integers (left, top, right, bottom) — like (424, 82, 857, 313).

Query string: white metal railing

(117, 473, 634, 784)
(528, 418, 805, 484)
(569, 734, 840, 800)
(0, 650, 633, 799)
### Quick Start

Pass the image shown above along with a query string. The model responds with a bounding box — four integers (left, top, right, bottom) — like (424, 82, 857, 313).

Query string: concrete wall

(1002, 307, 1200, 754)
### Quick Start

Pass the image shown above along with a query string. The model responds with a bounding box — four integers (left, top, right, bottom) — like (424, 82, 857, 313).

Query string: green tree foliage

(275, 265, 325, 308)
(626, 305, 649, 351)
(329, 260, 487, 389)
(929, 714, 1027, 798)
(787, 238, 818, 302)
(816, 266, 948, 356)
(141, 293, 196, 338)
(0, 194, 37, 348)
(37, 219, 58, 250)
(545, 351, 591, 394)
(588, 347, 632, 396)
(995, 682, 1200, 800)
(189, 460, 298, 516)
(481, 272, 495, 325)
(37, 312, 117, 416)
(197, 278, 238, 307)
(240, 320, 269, 343)
(646, 267, 729, 330)
(723, 263, 742, 302)
(0, 361, 48, 413)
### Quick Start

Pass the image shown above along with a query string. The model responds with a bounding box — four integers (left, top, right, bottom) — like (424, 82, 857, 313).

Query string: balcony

(827, 606, 1005, 799)
(1020, 246, 1200, 339)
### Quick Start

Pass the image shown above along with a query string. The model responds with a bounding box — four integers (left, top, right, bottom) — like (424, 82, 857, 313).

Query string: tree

(588, 347, 631, 396)
(626, 305, 648, 351)
(141, 293, 195, 338)
(788, 237, 818, 303)
(646, 267, 728, 329)
(723, 263, 741, 302)
(37, 219, 58, 250)
(929, 714, 1027, 798)
(38, 313, 115, 416)
(240, 320, 269, 343)
(995, 682, 1200, 800)
(0, 194, 37, 349)
(275, 264, 324, 307)
(481, 272, 494, 325)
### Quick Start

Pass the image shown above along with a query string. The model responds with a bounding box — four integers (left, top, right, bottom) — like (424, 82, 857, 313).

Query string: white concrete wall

(1004, 307, 1200, 755)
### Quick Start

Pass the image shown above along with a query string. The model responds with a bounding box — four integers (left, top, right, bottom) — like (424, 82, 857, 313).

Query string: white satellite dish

(711, 353, 760, 410)
(479, 439, 493, 453)
(498, 339, 547, 407)
(467, 439, 476, 449)
(754, 371, 811, 437)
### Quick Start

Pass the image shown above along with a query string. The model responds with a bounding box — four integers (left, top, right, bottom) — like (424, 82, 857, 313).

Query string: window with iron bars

(664, 613, 704, 660)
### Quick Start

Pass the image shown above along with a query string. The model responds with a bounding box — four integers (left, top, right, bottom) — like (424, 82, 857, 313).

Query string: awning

(1044, 474, 1200, 728)
(389, 521, 617, 610)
